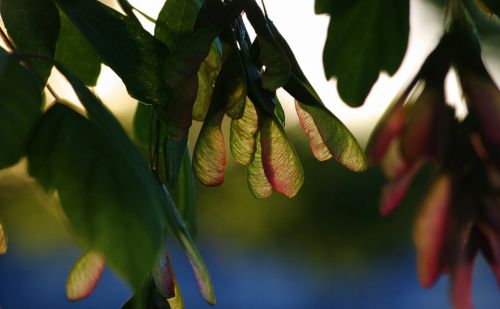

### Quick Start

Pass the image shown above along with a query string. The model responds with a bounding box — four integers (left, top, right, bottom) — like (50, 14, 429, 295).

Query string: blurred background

(1, 0, 500, 308)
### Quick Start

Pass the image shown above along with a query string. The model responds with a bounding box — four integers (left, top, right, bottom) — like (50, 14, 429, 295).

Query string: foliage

(0, 0, 498, 308)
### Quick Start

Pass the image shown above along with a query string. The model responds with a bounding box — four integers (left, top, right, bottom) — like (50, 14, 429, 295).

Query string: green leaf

(55, 0, 170, 105)
(164, 137, 188, 189)
(285, 75, 367, 172)
(174, 149, 197, 237)
(0, 0, 60, 82)
(56, 11, 101, 86)
(316, 0, 410, 106)
(132, 102, 155, 147)
(260, 114, 304, 198)
(162, 0, 249, 88)
(245, 1, 291, 91)
(155, 0, 203, 50)
(66, 250, 105, 301)
(28, 103, 165, 291)
(0, 49, 43, 169)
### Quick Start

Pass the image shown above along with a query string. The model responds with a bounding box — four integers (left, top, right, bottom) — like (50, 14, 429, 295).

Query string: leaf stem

(260, 0, 269, 19)
(0, 26, 62, 101)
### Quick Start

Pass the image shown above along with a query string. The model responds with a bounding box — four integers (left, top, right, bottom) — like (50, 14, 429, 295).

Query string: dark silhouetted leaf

(0, 0, 60, 82)
(246, 1, 290, 91)
(55, 0, 170, 105)
(66, 250, 105, 301)
(162, 0, 249, 88)
(56, 11, 101, 86)
(243, 51, 276, 116)
(121, 279, 171, 309)
(133, 102, 155, 147)
(156, 0, 203, 50)
(0, 49, 43, 169)
(164, 137, 188, 189)
(316, 0, 410, 106)
(482, 0, 500, 16)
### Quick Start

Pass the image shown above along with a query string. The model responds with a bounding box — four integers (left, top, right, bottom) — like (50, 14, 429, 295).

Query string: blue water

(1, 244, 499, 308)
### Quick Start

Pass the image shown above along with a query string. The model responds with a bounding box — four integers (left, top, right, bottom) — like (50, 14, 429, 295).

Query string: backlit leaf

(414, 174, 452, 288)
(290, 88, 367, 171)
(66, 250, 105, 301)
(193, 43, 223, 121)
(260, 115, 304, 198)
(0, 49, 43, 169)
(0, 0, 60, 82)
(316, 0, 410, 106)
(55, 11, 101, 86)
(231, 99, 259, 165)
(55, 0, 170, 105)
(247, 133, 273, 199)
(268, 23, 366, 170)
(246, 1, 290, 91)
(193, 110, 226, 186)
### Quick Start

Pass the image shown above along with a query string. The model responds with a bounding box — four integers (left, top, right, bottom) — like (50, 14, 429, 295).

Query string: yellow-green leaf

(247, 133, 272, 199)
(193, 111, 226, 186)
(230, 99, 258, 165)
